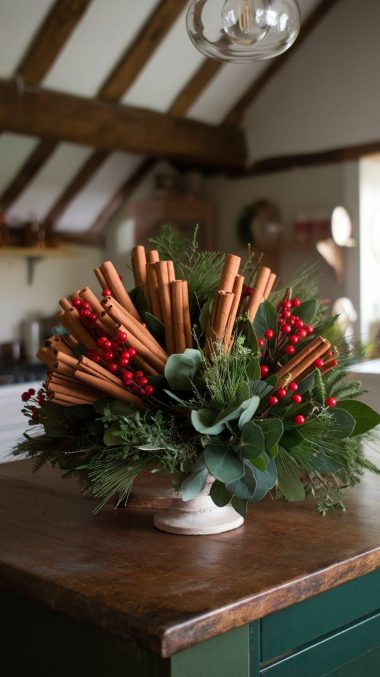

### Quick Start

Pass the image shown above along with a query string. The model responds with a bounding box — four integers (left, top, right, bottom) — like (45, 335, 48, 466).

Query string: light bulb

(186, 0, 301, 63)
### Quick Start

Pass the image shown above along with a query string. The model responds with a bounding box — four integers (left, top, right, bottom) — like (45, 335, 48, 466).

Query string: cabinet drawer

(261, 611, 380, 677)
(262, 569, 380, 661)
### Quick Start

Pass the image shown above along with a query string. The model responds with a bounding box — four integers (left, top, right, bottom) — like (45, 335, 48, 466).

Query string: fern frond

(312, 369, 326, 404)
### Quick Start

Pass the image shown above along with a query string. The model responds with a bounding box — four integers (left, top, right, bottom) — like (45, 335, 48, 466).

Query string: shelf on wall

(0, 246, 80, 284)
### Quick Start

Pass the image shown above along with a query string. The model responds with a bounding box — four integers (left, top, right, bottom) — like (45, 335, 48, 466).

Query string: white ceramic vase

(153, 475, 244, 536)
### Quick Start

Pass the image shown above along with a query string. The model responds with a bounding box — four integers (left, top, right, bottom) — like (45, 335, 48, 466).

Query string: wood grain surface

(0, 458, 379, 658)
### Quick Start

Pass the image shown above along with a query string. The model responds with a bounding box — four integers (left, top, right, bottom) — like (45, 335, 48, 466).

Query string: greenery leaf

(210, 480, 232, 507)
(337, 400, 380, 436)
(329, 407, 356, 438)
(103, 423, 123, 446)
(191, 409, 225, 435)
(199, 300, 211, 333)
(238, 396, 260, 428)
(277, 453, 305, 501)
(204, 442, 245, 483)
(292, 300, 317, 322)
(227, 460, 257, 499)
(238, 316, 259, 352)
(231, 496, 248, 517)
(256, 418, 284, 450)
(253, 301, 278, 339)
(248, 454, 277, 502)
(129, 286, 149, 315)
(239, 421, 265, 461)
(143, 312, 165, 346)
(297, 372, 316, 395)
(181, 459, 209, 501)
(165, 349, 202, 390)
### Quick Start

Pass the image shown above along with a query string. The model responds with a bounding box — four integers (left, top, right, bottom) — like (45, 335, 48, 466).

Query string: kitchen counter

(0, 459, 380, 676)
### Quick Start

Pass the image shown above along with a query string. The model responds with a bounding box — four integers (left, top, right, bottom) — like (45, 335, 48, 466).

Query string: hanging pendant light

(186, 0, 301, 63)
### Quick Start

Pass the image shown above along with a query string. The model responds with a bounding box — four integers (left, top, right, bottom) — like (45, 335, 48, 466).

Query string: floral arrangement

(15, 227, 380, 516)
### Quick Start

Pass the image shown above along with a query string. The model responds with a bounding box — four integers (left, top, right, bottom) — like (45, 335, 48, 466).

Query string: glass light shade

(186, 0, 301, 63)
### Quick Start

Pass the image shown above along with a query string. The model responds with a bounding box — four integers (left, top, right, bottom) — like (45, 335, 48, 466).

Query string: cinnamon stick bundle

(74, 368, 147, 410)
(275, 337, 331, 388)
(58, 308, 97, 350)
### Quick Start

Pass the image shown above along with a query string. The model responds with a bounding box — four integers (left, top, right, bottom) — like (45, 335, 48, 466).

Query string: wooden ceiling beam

(86, 159, 155, 236)
(99, 0, 187, 101)
(17, 0, 92, 86)
(44, 0, 187, 233)
(223, 0, 343, 127)
(0, 0, 92, 211)
(0, 139, 56, 212)
(0, 79, 246, 170)
(169, 60, 222, 118)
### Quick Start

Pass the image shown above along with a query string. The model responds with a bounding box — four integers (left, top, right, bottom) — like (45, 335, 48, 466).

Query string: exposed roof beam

(0, 0, 92, 211)
(0, 79, 246, 170)
(44, 0, 187, 232)
(86, 159, 155, 236)
(223, 0, 343, 127)
(0, 139, 56, 212)
(99, 0, 187, 101)
(168, 60, 222, 118)
(230, 140, 380, 178)
(17, 0, 92, 86)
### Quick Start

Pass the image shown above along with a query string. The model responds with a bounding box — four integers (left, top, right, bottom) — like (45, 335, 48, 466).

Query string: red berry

(305, 324, 314, 335)
(89, 312, 98, 323)
(260, 365, 270, 377)
(72, 297, 82, 308)
(258, 338, 264, 347)
(119, 358, 130, 368)
(326, 397, 337, 407)
(292, 394, 303, 404)
(289, 335, 299, 345)
(103, 340, 112, 350)
(28, 388, 35, 396)
(108, 363, 119, 374)
(278, 317, 285, 326)
(139, 376, 148, 386)
(282, 300, 292, 309)
(80, 308, 91, 319)
(110, 341, 119, 351)
(117, 330, 128, 343)
(295, 414, 305, 425)
(265, 329, 275, 340)
(298, 329, 307, 339)
(128, 347, 137, 358)
(326, 350, 333, 358)
(277, 388, 287, 398)
(122, 371, 134, 382)
(282, 324, 291, 334)
(268, 395, 279, 406)
(315, 359, 324, 369)
(102, 288, 112, 298)
(282, 310, 291, 319)
(104, 351, 114, 362)
(144, 385, 154, 396)
(292, 297, 301, 307)
(288, 382, 298, 391)
(330, 359, 338, 368)
(286, 345, 296, 355)
(295, 319, 304, 328)
(21, 392, 30, 402)
(91, 351, 102, 363)
(135, 370, 143, 378)
(97, 336, 108, 347)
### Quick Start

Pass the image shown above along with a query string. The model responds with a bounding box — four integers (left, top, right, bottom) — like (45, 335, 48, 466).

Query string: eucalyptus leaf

(108, 400, 137, 418)
(250, 379, 275, 399)
(247, 454, 277, 502)
(164, 390, 191, 407)
(165, 349, 202, 391)
(231, 496, 248, 517)
(199, 300, 212, 333)
(247, 358, 261, 380)
(337, 400, 380, 436)
(256, 418, 284, 450)
(227, 460, 257, 499)
(181, 461, 209, 501)
(269, 443, 279, 458)
(292, 300, 317, 323)
(204, 442, 245, 483)
(238, 396, 260, 428)
(209, 480, 232, 507)
(191, 409, 226, 435)
(239, 421, 265, 461)
(251, 454, 267, 471)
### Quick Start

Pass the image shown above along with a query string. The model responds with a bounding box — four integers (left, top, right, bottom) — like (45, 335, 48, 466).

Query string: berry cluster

(72, 296, 98, 328)
(21, 387, 47, 422)
(86, 330, 154, 398)
(277, 298, 314, 356)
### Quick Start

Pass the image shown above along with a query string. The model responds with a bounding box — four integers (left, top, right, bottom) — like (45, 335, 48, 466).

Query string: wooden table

(1, 460, 380, 676)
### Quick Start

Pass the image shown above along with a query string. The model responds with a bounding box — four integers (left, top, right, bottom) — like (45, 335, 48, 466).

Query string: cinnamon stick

(146, 263, 162, 320)
(171, 281, 186, 354)
(132, 245, 147, 288)
(36, 348, 56, 369)
(49, 391, 96, 406)
(78, 355, 122, 385)
(100, 260, 140, 321)
(219, 254, 241, 293)
(147, 250, 159, 264)
(182, 280, 192, 349)
(155, 261, 176, 354)
(213, 292, 234, 340)
(58, 297, 72, 311)
(224, 274, 245, 346)
(74, 368, 147, 409)
(47, 380, 100, 402)
(94, 267, 108, 290)
(114, 324, 159, 375)
(246, 266, 272, 322)
(61, 308, 97, 350)
(102, 309, 165, 372)
(102, 299, 167, 362)
(263, 273, 277, 300)
(275, 337, 329, 380)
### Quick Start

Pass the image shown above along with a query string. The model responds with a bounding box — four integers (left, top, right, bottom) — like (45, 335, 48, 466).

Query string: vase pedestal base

(153, 493, 244, 535)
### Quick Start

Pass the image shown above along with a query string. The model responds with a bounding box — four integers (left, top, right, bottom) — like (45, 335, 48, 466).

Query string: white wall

(358, 157, 380, 343)
(0, 245, 104, 343)
(244, 0, 380, 162)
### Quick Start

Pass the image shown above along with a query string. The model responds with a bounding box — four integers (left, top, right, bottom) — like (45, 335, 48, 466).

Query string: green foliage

(204, 441, 245, 483)
(180, 457, 209, 501)
(165, 349, 203, 391)
(337, 400, 380, 436)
